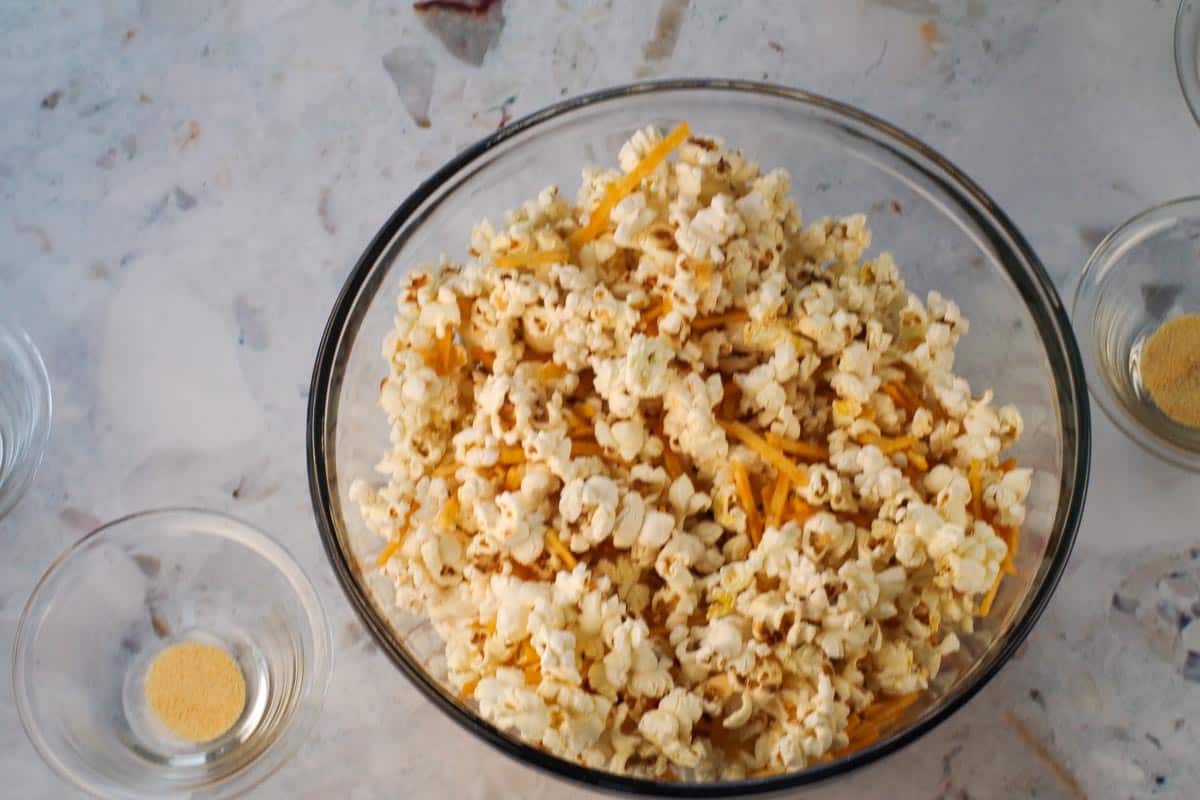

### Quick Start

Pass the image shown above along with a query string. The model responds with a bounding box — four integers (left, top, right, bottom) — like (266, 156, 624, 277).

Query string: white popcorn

(561, 475, 620, 552)
(353, 124, 1029, 781)
(639, 688, 705, 767)
(611, 192, 657, 248)
(984, 467, 1034, 527)
(638, 510, 676, 549)
(664, 372, 729, 476)
(492, 490, 546, 564)
(618, 126, 665, 173)
(476, 669, 550, 741)
(611, 418, 646, 462)
(675, 194, 743, 263)
(612, 492, 647, 549)
(667, 474, 711, 518)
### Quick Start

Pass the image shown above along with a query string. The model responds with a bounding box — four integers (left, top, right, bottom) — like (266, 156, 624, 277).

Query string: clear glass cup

(1073, 196, 1200, 471)
(1178, 0, 1200, 126)
(0, 318, 52, 519)
(307, 81, 1090, 795)
(13, 509, 332, 800)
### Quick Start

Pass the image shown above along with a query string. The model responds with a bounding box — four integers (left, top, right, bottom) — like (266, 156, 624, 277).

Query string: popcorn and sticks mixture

(351, 122, 1032, 780)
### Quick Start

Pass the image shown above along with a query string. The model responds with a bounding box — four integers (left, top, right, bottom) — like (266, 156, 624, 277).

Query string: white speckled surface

(3, 1, 1199, 798)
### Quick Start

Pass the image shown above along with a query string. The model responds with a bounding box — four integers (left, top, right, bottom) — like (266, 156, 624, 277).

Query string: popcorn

(984, 467, 1033, 527)
(638, 510, 676, 549)
(561, 475, 620, 552)
(639, 688, 705, 767)
(611, 192, 657, 248)
(353, 125, 1027, 781)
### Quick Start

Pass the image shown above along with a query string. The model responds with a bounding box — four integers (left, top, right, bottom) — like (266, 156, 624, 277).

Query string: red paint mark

(768, 40, 784, 53)
(413, 0, 504, 66)
(413, 0, 500, 14)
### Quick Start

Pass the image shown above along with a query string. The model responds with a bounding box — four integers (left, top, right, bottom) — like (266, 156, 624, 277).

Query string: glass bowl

(307, 80, 1090, 795)
(13, 509, 332, 800)
(1072, 196, 1200, 470)
(1179, 0, 1200, 126)
(0, 317, 52, 520)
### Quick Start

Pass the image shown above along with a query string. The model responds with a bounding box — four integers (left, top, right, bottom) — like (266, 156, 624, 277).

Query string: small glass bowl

(0, 317, 52, 520)
(13, 509, 332, 800)
(1073, 196, 1200, 470)
(1178, 0, 1200, 126)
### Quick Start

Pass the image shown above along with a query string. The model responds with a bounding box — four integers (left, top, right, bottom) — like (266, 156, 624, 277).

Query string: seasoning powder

(144, 641, 246, 742)
(1140, 314, 1200, 428)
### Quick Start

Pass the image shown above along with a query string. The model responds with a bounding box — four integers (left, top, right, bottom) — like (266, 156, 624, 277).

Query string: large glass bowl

(307, 81, 1090, 795)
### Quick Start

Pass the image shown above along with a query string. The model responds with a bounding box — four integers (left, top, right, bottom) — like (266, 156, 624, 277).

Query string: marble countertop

(3, 1, 1199, 797)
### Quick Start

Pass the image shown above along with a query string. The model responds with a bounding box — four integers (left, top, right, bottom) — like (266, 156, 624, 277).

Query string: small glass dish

(13, 509, 332, 800)
(0, 317, 52, 520)
(1179, 0, 1200, 126)
(1073, 196, 1200, 470)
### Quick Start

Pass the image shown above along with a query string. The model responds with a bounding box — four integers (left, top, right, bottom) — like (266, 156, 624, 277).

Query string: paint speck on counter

(14, 221, 53, 252)
(318, 186, 336, 234)
(234, 295, 269, 351)
(1077, 224, 1111, 250)
(175, 120, 201, 153)
(490, 94, 517, 129)
(59, 507, 102, 531)
(643, 0, 689, 61)
(145, 194, 169, 224)
(174, 187, 196, 211)
(921, 19, 941, 51)
(133, 554, 161, 578)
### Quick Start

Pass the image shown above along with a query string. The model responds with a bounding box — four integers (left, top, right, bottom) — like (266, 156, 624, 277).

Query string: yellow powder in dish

(1140, 314, 1200, 428)
(144, 641, 246, 742)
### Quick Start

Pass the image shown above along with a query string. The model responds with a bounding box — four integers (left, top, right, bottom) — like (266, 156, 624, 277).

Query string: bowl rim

(1071, 194, 1200, 471)
(12, 507, 333, 800)
(307, 78, 1090, 796)
(0, 317, 53, 521)
(1177, 0, 1200, 128)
